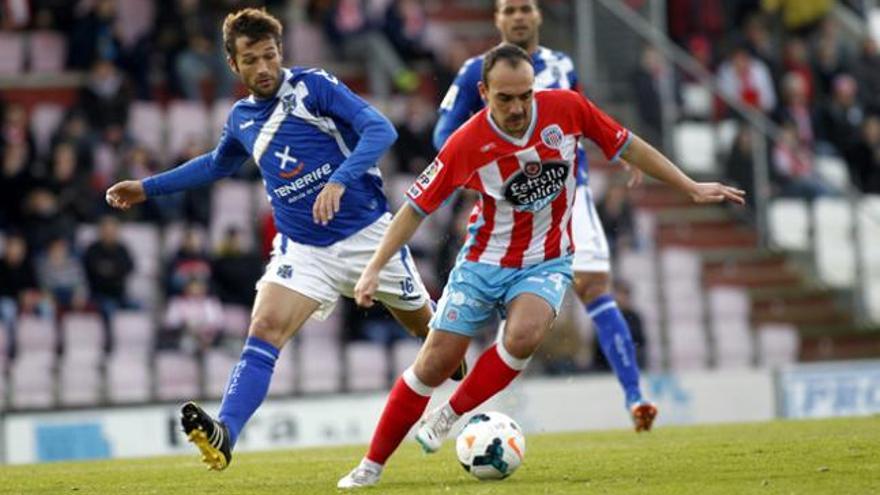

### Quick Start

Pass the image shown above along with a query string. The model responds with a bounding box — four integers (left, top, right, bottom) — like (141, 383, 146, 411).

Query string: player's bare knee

(248, 314, 287, 347)
(574, 272, 611, 304)
(503, 321, 546, 359)
(413, 353, 458, 387)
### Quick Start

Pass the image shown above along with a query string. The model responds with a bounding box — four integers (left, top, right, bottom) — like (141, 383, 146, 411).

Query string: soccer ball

(455, 411, 526, 480)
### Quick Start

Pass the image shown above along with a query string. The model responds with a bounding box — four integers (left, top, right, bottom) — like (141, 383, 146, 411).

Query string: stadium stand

(1, 0, 879, 413)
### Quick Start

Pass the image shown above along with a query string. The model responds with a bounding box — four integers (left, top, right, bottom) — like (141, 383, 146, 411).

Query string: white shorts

(257, 213, 430, 320)
(571, 185, 611, 273)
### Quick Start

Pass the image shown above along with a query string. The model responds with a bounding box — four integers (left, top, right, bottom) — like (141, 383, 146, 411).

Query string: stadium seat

(708, 287, 753, 367)
(16, 315, 57, 356)
(814, 198, 856, 288)
(107, 352, 151, 404)
(254, 181, 272, 216)
(661, 248, 702, 277)
(757, 323, 800, 367)
(667, 321, 709, 370)
(221, 304, 251, 340)
(712, 321, 753, 368)
(858, 195, 880, 277)
(155, 351, 200, 400)
(111, 310, 154, 355)
(203, 348, 238, 399)
(167, 101, 210, 158)
(715, 119, 739, 154)
(346, 342, 388, 391)
(391, 338, 422, 378)
(162, 222, 208, 258)
(768, 198, 810, 251)
(211, 181, 255, 252)
(129, 102, 165, 157)
(673, 122, 718, 174)
(28, 31, 66, 73)
(61, 313, 105, 364)
(0, 365, 6, 409)
(115, 0, 154, 47)
(618, 251, 655, 285)
(268, 344, 296, 396)
(211, 98, 236, 141)
(119, 223, 161, 277)
(58, 360, 102, 406)
(864, 276, 880, 325)
(299, 337, 342, 394)
(0, 32, 24, 74)
(287, 20, 328, 65)
(10, 354, 55, 409)
(859, 196, 880, 324)
(815, 155, 852, 193)
(0, 320, 7, 363)
(30, 103, 65, 158)
(127, 275, 160, 311)
(681, 83, 712, 119)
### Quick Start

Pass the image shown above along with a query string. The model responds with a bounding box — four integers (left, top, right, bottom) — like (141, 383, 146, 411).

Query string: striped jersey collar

(485, 98, 538, 148)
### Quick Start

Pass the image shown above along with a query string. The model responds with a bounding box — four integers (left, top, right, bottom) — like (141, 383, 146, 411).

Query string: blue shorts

(430, 256, 573, 337)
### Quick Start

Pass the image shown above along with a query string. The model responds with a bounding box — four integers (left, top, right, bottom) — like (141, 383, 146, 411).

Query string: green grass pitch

(1, 417, 878, 494)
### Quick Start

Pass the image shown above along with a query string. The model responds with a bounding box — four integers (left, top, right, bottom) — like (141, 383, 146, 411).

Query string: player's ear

(478, 81, 488, 103)
(227, 55, 239, 75)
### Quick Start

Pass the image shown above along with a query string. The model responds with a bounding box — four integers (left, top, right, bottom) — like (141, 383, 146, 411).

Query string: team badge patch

(540, 124, 565, 149)
(523, 161, 542, 178)
(277, 264, 293, 279)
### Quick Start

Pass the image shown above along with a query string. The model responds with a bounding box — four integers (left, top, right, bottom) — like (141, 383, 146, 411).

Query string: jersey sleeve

(306, 68, 369, 124)
(433, 58, 483, 150)
(405, 138, 473, 216)
(573, 92, 632, 161)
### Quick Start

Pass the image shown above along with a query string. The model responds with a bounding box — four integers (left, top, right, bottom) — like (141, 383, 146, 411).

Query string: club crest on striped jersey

(503, 160, 569, 212)
(540, 124, 565, 149)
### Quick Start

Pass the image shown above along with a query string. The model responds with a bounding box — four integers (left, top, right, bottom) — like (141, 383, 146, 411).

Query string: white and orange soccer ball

(455, 411, 526, 480)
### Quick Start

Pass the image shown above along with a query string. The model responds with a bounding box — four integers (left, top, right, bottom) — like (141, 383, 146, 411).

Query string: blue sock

(218, 336, 279, 447)
(587, 294, 643, 408)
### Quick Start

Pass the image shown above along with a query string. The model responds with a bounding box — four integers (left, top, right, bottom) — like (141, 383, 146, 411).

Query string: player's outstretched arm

(106, 148, 246, 211)
(621, 134, 745, 205)
(354, 204, 425, 307)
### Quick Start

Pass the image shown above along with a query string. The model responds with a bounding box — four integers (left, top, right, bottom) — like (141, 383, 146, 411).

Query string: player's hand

(620, 160, 643, 188)
(688, 182, 746, 205)
(313, 181, 346, 225)
(105, 180, 147, 210)
(354, 268, 380, 308)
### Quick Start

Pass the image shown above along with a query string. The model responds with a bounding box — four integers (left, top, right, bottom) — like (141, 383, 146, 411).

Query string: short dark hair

(481, 43, 532, 86)
(495, 0, 540, 12)
(222, 8, 283, 58)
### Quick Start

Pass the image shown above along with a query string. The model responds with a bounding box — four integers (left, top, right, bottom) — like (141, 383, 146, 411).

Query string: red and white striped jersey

(406, 89, 631, 268)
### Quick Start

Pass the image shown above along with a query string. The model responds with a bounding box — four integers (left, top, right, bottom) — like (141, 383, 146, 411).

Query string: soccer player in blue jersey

(105, 8, 462, 471)
(434, 0, 657, 431)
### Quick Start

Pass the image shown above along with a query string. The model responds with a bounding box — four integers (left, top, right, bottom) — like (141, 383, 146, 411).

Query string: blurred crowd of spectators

(1, 0, 878, 380)
(659, 0, 880, 200)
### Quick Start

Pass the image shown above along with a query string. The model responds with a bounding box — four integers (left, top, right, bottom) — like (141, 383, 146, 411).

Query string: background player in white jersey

(104, 8, 462, 472)
(435, 0, 657, 431)
(338, 44, 744, 489)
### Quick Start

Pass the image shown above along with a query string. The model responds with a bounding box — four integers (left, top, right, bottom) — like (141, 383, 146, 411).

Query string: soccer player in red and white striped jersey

(338, 44, 744, 489)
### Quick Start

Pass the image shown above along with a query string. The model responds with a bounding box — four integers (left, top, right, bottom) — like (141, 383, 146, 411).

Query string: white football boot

(415, 403, 460, 453)
(337, 458, 383, 489)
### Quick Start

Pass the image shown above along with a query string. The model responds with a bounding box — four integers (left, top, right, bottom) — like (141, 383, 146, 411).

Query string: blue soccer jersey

(143, 67, 396, 247)
(433, 47, 590, 185)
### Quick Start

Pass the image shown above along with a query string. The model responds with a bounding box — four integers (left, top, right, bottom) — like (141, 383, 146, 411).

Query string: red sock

(366, 375, 431, 465)
(449, 344, 522, 415)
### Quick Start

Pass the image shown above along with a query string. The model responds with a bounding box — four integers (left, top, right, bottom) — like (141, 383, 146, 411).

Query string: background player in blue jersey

(105, 8, 461, 471)
(433, 0, 658, 431)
